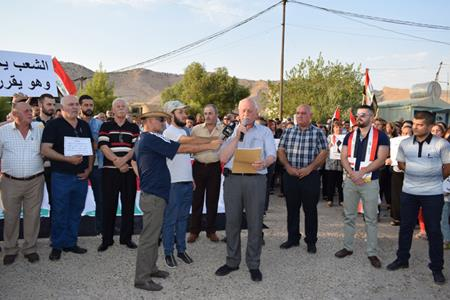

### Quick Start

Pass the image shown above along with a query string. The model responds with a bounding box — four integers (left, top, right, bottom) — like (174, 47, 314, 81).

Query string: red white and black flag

(362, 68, 378, 112)
(332, 107, 340, 121)
(52, 57, 77, 96)
(349, 110, 357, 127)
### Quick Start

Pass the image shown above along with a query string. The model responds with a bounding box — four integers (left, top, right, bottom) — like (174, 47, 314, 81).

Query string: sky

(3, 0, 450, 89)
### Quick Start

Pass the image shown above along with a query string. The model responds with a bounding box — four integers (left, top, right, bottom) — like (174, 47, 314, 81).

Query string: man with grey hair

(0, 101, 45, 265)
(188, 104, 224, 243)
(215, 98, 276, 282)
(41, 95, 94, 261)
(97, 98, 140, 252)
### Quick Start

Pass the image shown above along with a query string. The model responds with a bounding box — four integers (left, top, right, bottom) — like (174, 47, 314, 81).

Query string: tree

(0, 97, 12, 121)
(161, 62, 250, 116)
(78, 64, 115, 114)
(264, 54, 363, 122)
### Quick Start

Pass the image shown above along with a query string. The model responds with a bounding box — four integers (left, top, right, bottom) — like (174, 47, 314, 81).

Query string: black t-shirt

(42, 117, 93, 174)
(134, 132, 179, 202)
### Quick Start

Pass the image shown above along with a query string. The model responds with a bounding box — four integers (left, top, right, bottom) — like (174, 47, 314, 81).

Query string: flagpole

(279, 0, 287, 120)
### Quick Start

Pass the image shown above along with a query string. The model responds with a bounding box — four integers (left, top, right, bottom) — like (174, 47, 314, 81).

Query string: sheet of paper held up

(64, 137, 93, 156)
(232, 148, 262, 174)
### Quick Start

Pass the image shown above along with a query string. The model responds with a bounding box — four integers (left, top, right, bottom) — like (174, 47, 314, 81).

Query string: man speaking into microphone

(215, 98, 276, 282)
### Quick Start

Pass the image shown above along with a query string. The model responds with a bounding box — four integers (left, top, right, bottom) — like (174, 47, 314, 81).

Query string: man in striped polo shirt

(387, 111, 450, 285)
(97, 98, 140, 252)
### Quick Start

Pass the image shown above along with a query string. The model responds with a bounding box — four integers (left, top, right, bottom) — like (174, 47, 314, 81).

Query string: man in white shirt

(161, 100, 221, 268)
(0, 102, 45, 265)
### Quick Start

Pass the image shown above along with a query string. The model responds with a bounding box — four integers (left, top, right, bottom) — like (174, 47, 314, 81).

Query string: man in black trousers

(97, 98, 140, 251)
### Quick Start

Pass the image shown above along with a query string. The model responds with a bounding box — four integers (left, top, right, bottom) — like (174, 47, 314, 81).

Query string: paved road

(1, 193, 449, 299)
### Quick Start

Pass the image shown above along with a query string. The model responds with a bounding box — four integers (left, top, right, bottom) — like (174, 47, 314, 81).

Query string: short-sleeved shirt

(343, 127, 390, 180)
(98, 120, 140, 169)
(0, 122, 44, 177)
(221, 123, 276, 175)
(397, 134, 450, 195)
(87, 118, 104, 167)
(42, 117, 93, 174)
(279, 125, 327, 169)
(163, 125, 193, 183)
(134, 132, 179, 202)
(191, 122, 223, 163)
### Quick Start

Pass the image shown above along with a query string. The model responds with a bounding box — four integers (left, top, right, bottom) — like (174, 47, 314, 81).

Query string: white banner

(0, 176, 226, 219)
(329, 134, 346, 160)
(0, 50, 57, 96)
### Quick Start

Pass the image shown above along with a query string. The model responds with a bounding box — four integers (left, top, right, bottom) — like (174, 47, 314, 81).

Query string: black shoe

(334, 248, 353, 258)
(307, 244, 317, 254)
(249, 269, 262, 282)
(215, 264, 239, 276)
(177, 252, 193, 264)
(134, 280, 163, 291)
(63, 245, 87, 254)
(3, 254, 17, 265)
(24, 253, 40, 263)
(386, 259, 409, 271)
(279, 240, 299, 249)
(150, 270, 169, 279)
(165, 255, 177, 268)
(432, 271, 446, 285)
(97, 242, 113, 252)
(368, 256, 382, 268)
(49, 249, 62, 261)
(121, 240, 138, 249)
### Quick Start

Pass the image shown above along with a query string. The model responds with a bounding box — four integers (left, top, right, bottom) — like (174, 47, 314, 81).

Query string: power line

(290, 0, 450, 30)
(286, 23, 424, 42)
(148, 26, 280, 67)
(338, 14, 450, 46)
(113, 1, 282, 72)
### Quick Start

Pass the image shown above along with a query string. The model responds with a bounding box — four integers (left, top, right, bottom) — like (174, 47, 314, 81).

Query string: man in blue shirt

(215, 98, 276, 282)
(335, 105, 389, 268)
(133, 107, 221, 292)
(79, 95, 104, 234)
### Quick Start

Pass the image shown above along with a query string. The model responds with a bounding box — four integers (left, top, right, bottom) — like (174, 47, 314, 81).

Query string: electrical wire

(113, 1, 282, 72)
(290, 0, 450, 30)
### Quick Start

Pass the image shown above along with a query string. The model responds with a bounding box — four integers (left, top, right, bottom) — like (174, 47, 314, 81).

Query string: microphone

(239, 118, 249, 142)
(222, 121, 236, 140)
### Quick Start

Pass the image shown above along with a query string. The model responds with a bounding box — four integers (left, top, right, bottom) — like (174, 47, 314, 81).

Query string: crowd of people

(0, 92, 449, 291)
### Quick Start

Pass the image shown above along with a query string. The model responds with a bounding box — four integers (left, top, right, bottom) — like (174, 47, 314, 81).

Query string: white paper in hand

(64, 136, 93, 156)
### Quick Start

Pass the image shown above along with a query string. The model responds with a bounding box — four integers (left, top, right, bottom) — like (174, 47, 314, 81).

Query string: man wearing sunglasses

(335, 104, 389, 268)
(133, 107, 222, 291)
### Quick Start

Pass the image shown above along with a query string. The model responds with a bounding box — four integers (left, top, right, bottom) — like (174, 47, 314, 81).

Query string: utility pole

(279, 0, 287, 120)
(434, 61, 443, 82)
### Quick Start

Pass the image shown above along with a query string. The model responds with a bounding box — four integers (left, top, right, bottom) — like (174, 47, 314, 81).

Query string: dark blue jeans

(89, 166, 103, 233)
(397, 192, 444, 271)
(162, 182, 193, 256)
(51, 172, 88, 249)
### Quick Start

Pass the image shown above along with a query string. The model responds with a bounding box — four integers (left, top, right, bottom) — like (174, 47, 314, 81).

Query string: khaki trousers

(1, 174, 44, 255)
(135, 192, 166, 284)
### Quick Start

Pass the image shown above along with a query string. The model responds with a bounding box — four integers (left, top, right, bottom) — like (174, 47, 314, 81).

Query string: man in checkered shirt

(277, 104, 328, 254)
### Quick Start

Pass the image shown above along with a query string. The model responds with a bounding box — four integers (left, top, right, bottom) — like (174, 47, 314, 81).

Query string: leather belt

(194, 160, 220, 166)
(223, 168, 261, 177)
(3, 172, 44, 181)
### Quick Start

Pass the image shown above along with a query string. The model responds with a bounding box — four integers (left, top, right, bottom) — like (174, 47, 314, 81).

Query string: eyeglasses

(118, 132, 123, 143)
(356, 113, 370, 118)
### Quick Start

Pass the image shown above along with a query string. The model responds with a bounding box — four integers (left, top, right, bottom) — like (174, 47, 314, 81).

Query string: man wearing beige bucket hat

(133, 105, 222, 292)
